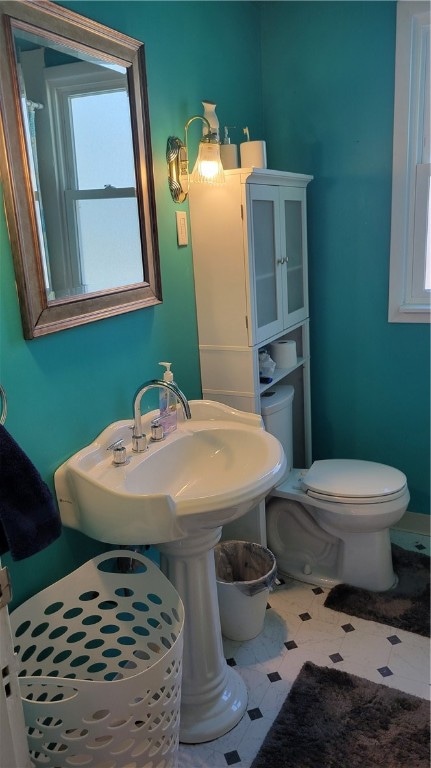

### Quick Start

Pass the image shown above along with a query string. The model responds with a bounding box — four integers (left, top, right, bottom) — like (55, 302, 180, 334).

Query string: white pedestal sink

(55, 400, 286, 743)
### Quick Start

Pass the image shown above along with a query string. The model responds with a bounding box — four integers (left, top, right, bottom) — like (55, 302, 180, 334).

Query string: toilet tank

(261, 384, 295, 472)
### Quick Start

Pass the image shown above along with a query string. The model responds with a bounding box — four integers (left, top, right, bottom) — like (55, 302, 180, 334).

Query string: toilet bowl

(261, 387, 410, 592)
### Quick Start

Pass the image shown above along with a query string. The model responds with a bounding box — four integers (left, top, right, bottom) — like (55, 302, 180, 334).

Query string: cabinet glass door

(281, 187, 309, 326)
(248, 185, 284, 344)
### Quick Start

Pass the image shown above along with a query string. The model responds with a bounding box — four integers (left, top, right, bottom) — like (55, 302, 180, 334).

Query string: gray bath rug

(324, 544, 430, 637)
(250, 661, 430, 768)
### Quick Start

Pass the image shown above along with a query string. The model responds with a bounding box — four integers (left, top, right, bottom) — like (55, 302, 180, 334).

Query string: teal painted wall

(1, 2, 429, 609)
(1, 2, 263, 607)
(261, 1, 430, 516)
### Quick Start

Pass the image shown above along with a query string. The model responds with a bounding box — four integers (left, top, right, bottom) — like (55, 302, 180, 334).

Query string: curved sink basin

(55, 400, 286, 544)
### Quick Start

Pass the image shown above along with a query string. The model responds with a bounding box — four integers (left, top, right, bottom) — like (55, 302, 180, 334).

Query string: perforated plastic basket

(10, 550, 184, 768)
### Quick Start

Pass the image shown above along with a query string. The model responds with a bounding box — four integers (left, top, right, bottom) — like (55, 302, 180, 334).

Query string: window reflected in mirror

(15, 29, 144, 300)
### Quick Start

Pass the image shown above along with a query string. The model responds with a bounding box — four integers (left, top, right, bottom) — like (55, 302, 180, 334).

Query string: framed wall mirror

(0, 0, 162, 339)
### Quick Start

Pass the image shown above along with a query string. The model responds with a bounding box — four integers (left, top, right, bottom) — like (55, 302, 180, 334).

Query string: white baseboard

(392, 511, 430, 536)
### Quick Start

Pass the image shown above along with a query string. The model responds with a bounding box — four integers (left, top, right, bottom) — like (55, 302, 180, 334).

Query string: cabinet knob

(277, 257, 287, 265)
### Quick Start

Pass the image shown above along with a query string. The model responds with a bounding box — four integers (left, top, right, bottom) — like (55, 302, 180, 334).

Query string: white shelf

(259, 356, 306, 394)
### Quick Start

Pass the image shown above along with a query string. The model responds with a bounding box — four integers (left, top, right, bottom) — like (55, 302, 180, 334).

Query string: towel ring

(0, 384, 7, 425)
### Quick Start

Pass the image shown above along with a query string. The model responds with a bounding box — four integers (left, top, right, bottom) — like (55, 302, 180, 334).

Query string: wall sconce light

(167, 115, 225, 203)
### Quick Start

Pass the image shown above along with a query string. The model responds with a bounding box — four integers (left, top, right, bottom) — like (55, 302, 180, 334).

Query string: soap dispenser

(220, 126, 238, 170)
(159, 362, 177, 434)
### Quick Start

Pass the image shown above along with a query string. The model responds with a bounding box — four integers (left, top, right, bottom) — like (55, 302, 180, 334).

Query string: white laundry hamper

(10, 550, 184, 768)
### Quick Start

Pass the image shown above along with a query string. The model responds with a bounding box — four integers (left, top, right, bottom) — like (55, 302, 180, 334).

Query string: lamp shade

(191, 141, 225, 185)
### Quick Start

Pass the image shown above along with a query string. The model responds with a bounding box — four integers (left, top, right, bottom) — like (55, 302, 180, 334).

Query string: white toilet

(262, 385, 410, 592)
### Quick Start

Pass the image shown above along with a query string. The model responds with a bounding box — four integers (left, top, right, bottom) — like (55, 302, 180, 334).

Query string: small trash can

(214, 541, 277, 641)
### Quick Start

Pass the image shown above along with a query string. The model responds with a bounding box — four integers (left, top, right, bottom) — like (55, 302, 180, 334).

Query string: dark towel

(0, 425, 61, 560)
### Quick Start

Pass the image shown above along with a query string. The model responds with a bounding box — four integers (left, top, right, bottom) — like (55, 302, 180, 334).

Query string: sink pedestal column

(159, 527, 247, 744)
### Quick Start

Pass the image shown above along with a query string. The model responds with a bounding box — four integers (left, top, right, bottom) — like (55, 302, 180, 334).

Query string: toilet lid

(302, 459, 407, 500)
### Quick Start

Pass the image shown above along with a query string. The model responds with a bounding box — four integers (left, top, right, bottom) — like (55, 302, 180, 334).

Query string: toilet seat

(302, 459, 407, 505)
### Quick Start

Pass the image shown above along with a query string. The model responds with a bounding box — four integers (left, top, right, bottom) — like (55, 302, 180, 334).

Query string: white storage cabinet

(189, 168, 313, 544)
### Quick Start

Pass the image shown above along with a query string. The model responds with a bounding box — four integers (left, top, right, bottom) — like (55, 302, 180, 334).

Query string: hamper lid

(302, 459, 407, 499)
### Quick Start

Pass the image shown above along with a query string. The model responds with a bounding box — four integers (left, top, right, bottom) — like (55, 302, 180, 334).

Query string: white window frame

(388, 1, 430, 323)
(41, 61, 137, 296)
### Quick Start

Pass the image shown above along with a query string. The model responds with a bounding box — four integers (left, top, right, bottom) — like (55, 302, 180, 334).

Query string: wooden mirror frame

(0, 0, 162, 339)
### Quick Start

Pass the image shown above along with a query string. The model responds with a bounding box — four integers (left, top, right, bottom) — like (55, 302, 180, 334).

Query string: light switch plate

(176, 211, 188, 246)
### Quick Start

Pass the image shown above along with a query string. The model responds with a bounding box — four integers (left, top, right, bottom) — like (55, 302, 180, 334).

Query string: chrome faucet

(132, 379, 192, 452)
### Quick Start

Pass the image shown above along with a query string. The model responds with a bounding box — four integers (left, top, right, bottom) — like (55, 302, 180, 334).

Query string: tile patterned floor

(178, 531, 430, 768)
